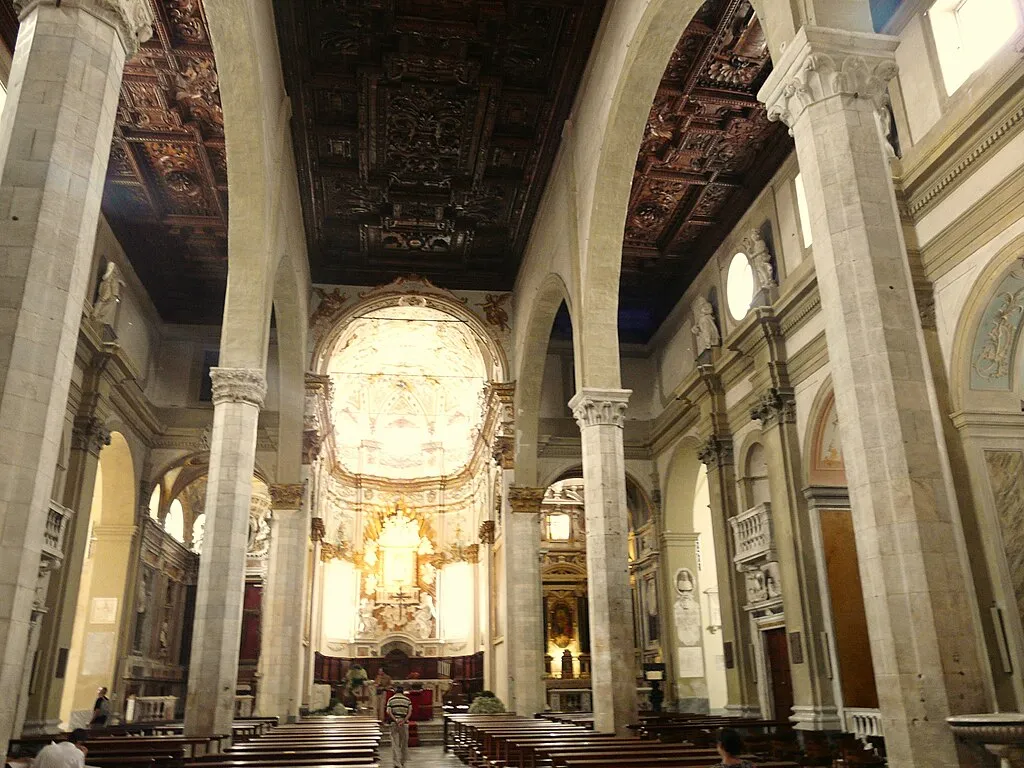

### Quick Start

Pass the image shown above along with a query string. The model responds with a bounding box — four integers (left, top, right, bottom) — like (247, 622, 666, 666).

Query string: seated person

(715, 728, 755, 768)
(32, 730, 89, 768)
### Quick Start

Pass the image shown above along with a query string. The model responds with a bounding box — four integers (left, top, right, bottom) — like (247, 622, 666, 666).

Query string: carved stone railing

(126, 695, 177, 722)
(846, 708, 884, 743)
(730, 503, 774, 565)
(235, 695, 254, 717)
(43, 500, 73, 562)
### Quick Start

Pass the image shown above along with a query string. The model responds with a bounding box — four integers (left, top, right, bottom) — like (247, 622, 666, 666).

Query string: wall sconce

(704, 586, 722, 634)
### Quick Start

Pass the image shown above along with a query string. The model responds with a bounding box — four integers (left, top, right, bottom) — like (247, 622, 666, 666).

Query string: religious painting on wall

(549, 600, 575, 648)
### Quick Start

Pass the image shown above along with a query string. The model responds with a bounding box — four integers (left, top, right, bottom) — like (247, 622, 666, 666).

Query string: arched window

(726, 252, 754, 320)
(148, 486, 161, 520)
(164, 499, 185, 543)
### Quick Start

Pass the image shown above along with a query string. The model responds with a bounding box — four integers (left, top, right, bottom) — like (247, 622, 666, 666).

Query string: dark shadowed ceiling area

(273, 0, 607, 291)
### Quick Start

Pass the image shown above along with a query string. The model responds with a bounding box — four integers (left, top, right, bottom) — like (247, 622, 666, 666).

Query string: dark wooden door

(763, 628, 794, 721)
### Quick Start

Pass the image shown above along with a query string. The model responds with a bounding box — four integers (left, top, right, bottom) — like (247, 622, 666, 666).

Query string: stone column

(185, 368, 267, 738)
(504, 485, 546, 715)
(760, 27, 988, 767)
(568, 388, 638, 734)
(0, 0, 152, 752)
(21, 418, 109, 734)
(698, 436, 759, 717)
(257, 482, 307, 722)
(751, 389, 838, 730)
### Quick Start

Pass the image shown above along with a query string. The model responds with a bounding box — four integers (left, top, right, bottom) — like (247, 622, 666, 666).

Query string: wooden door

(763, 627, 794, 720)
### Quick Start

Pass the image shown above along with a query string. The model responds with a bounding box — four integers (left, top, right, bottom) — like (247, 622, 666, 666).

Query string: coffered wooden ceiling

(619, 0, 792, 339)
(274, 0, 607, 290)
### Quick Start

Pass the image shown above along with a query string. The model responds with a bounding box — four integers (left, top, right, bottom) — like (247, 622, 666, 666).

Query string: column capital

(758, 26, 899, 129)
(479, 520, 496, 544)
(568, 388, 631, 429)
(302, 430, 324, 465)
(16, 0, 155, 57)
(269, 483, 305, 511)
(698, 435, 733, 469)
(507, 486, 546, 514)
(750, 388, 796, 429)
(211, 367, 267, 408)
(71, 417, 111, 457)
(492, 434, 515, 470)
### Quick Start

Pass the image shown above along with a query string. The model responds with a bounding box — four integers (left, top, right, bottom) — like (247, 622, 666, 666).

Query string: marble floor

(381, 745, 462, 768)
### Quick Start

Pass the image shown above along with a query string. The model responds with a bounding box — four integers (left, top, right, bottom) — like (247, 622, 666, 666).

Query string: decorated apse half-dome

(325, 304, 489, 480)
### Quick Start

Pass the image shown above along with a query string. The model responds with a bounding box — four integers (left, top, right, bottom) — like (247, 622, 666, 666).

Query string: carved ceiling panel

(620, 0, 792, 339)
(275, 0, 606, 290)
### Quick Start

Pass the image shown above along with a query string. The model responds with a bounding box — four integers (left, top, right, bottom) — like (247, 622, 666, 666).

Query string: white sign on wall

(81, 631, 115, 676)
(90, 597, 118, 624)
(676, 645, 705, 678)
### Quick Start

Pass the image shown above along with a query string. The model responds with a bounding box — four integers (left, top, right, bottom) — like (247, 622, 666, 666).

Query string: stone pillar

(504, 486, 546, 716)
(0, 0, 152, 752)
(698, 436, 759, 717)
(21, 418, 109, 734)
(760, 27, 988, 767)
(751, 389, 838, 730)
(257, 483, 307, 722)
(185, 368, 267, 738)
(568, 388, 637, 734)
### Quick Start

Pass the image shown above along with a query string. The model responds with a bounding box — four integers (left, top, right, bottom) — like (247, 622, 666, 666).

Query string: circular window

(726, 252, 754, 320)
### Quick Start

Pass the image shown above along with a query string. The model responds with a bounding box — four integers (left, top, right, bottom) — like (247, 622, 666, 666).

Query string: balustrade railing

(845, 707, 884, 743)
(43, 501, 73, 560)
(126, 695, 177, 722)
(730, 503, 774, 565)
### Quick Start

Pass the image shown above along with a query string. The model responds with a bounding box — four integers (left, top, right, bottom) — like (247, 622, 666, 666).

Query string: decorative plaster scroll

(16, 0, 155, 56)
(72, 417, 112, 457)
(507, 486, 546, 514)
(697, 435, 733, 469)
(568, 388, 631, 429)
(478, 520, 496, 544)
(750, 388, 796, 429)
(310, 517, 326, 542)
(211, 367, 267, 408)
(303, 430, 324, 465)
(760, 27, 898, 132)
(269, 483, 305, 510)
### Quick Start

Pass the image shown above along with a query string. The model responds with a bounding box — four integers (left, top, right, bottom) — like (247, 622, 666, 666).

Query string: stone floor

(381, 745, 462, 768)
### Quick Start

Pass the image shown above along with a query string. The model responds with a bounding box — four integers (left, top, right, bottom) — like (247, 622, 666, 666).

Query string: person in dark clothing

(90, 687, 110, 726)
(715, 728, 755, 768)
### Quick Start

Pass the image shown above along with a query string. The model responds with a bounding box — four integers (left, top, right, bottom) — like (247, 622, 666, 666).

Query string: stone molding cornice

(507, 486, 546, 514)
(16, 0, 154, 56)
(803, 485, 851, 510)
(750, 388, 797, 429)
(698, 435, 733, 469)
(72, 416, 112, 457)
(568, 388, 631, 429)
(211, 367, 267, 408)
(759, 27, 899, 130)
(659, 531, 700, 547)
(269, 483, 305, 510)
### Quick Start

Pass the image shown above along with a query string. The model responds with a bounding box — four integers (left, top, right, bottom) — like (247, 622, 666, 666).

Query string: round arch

(661, 437, 704, 532)
(803, 376, 847, 486)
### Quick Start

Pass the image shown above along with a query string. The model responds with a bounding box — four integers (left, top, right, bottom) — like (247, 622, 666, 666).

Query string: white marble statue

(745, 229, 776, 291)
(412, 592, 435, 639)
(358, 598, 379, 636)
(92, 261, 125, 326)
(691, 296, 720, 355)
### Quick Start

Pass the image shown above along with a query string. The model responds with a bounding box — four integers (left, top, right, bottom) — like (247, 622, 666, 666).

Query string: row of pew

(444, 712, 885, 768)
(6, 716, 382, 768)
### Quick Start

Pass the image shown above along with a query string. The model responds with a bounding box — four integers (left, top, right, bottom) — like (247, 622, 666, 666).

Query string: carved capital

(698, 435, 733, 469)
(479, 520, 496, 544)
(311, 517, 326, 543)
(916, 287, 936, 330)
(211, 367, 267, 408)
(269, 482, 305, 510)
(72, 417, 112, 457)
(507, 486, 546, 514)
(568, 388, 631, 429)
(16, 0, 155, 56)
(303, 429, 324, 465)
(759, 27, 899, 130)
(492, 434, 515, 470)
(305, 372, 333, 400)
(750, 388, 796, 429)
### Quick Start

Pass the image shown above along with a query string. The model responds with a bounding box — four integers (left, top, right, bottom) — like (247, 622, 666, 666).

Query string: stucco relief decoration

(743, 229, 776, 291)
(971, 272, 1024, 390)
(816, 397, 844, 471)
(325, 302, 488, 480)
(310, 287, 349, 341)
(478, 293, 511, 333)
(270, 483, 305, 510)
(750, 388, 796, 428)
(210, 367, 267, 408)
(247, 484, 272, 560)
(673, 568, 702, 648)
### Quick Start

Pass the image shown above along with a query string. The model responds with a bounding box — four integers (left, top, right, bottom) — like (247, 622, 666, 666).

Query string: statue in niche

(744, 229, 776, 291)
(412, 593, 435, 639)
(358, 598, 379, 637)
(92, 261, 125, 327)
(673, 568, 701, 647)
(691, 296, 720, 356)
(745, 569, 768, 604)
(158, 619, 170, 659)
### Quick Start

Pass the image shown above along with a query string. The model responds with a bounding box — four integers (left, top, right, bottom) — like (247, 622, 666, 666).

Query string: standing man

(386, 684, 413, 768)
(90, 688, 111, 727)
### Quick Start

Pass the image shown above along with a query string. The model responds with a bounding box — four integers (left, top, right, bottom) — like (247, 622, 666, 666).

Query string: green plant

(468, 693, 506, 714)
